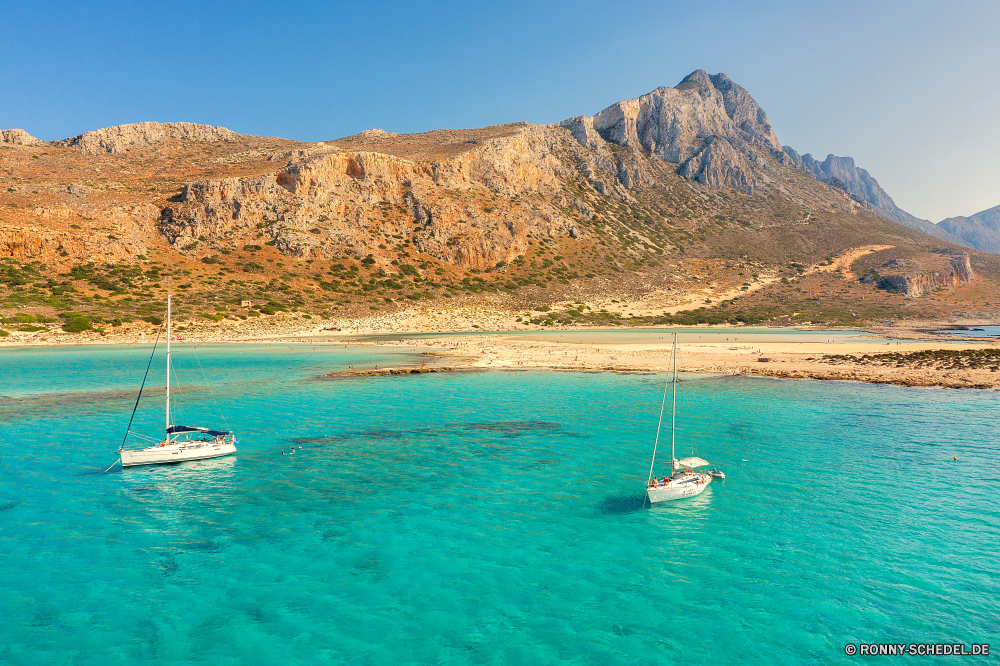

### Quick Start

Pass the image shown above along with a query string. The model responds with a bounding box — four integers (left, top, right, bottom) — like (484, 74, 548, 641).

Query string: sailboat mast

(670, 332, 678, 471)
(646, 332, 675, 484)
(165, 294, 171, 435)
(647, 369, 670, 484)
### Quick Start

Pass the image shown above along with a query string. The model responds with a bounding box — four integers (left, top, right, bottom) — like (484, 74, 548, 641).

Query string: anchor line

(118, 313, 165, 452)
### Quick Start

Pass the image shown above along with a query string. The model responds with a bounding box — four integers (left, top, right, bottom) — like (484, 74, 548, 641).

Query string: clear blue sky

(2, 0, 997, 221)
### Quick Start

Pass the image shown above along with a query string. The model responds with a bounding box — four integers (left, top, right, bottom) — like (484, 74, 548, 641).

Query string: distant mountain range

(781, 147, 999, 255)
(939, 206, 1000, 254)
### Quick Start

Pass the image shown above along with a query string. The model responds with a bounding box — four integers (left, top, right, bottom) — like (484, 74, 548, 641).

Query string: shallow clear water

(935, 325, 1000, 338)
(1, 344, 998, 664)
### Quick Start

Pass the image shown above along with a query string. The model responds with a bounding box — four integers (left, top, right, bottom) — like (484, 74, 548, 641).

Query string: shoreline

(3, 312, 999, 391)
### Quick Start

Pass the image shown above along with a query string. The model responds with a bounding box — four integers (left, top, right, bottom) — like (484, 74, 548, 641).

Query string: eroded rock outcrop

(60, 122, 237, 155)
(868, 253, 974, 297)
(160, 131, 583, 270)
(1, 129, 43, 146)
(0, 203, 152, 263)
(157, 70, 910, 269)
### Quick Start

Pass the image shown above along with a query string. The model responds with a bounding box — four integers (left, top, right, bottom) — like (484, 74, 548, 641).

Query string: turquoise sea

(1, 342, 998, 664)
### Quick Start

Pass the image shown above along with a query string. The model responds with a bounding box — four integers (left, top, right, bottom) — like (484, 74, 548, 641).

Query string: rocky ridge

(939, 205, 1000, 254)
(161, 125, 584, 270)
(58, 121, 238, 155)
(160, 69, 884, 271)
(583, 70, 784, 193)
(782, 148, 968, 247)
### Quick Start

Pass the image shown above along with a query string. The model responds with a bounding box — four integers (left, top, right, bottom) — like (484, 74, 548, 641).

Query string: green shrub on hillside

(62, 316, 92, 333)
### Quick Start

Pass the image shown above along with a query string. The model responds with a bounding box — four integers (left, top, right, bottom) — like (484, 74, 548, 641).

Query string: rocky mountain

(580, 70, 785, 193)
(781, 148, 968, 247)
(938, 205, 1000, 254)
(158, 69, 900, 271)
(1, 71, 996, 335)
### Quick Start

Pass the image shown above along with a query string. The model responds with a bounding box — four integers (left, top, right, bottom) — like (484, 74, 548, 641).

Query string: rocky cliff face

(1, 129, 42, 146)
(59, 122, 237, 155)
(938, 205, 1000, 254)
(869, 253, 974, 297)
(578, 70, 784, 193)
(160, 127, 584, 270)
(781, 147, 968, 247)
(4, 70, 998, 332)
(0, 206, 152, 264)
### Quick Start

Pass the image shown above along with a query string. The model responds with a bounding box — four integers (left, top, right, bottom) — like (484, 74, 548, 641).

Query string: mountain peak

(677, 69, 713, 88)
(568, 71, 781, 192)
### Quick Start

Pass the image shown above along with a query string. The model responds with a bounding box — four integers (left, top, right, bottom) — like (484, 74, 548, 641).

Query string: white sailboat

(645, 333, 713, 503)
(118, 295, 238, 467)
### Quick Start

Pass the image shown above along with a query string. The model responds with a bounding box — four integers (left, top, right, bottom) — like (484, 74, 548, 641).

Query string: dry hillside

(2, 71, 998, 337)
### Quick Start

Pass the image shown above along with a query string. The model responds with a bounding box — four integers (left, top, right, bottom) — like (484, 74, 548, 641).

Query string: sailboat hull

(121, 442, 237, 467)
(646, 474, 711, 502)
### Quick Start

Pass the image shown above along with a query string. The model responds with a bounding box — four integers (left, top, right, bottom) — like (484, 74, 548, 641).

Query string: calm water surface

(934, 325, 1000, 338)
(1, 343, 998, 664)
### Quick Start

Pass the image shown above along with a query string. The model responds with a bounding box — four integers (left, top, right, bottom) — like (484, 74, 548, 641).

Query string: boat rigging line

(646, 333, 676, 486)
(189, 344, 232, 431)
(116, 312, 165, 456)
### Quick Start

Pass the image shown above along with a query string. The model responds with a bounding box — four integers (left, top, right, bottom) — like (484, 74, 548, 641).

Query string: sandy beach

(4, 305, 999, 390)
(421, 329, 1000, 389)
